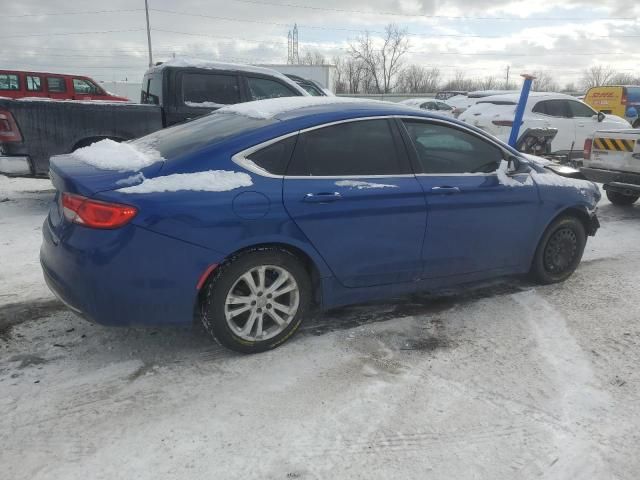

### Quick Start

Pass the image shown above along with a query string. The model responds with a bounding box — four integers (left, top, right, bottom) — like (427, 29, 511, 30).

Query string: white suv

(459, 92, 631, 158)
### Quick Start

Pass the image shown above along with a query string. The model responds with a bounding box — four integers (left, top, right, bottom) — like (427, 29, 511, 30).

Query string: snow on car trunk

(71, 138, 164, 172)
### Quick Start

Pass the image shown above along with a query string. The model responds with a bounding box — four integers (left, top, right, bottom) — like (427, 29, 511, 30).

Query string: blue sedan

(41, 97, 601, 353)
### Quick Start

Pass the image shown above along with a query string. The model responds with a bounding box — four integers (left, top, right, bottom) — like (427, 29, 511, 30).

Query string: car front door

(530, 99, 577, 155)
(568, 99, 603, 152)
(399, 118, 540, 279)
(282, 118, 427, 288)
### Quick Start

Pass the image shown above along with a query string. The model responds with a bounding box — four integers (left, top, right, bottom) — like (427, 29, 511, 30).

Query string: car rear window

(131, 112, 276, 159)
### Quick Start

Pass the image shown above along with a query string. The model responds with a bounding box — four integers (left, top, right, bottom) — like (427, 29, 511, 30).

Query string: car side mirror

(597, 111, 606, 122)
(507, 155, 519, 173)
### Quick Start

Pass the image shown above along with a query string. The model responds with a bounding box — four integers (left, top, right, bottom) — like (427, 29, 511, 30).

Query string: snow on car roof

(476, 92, 579, 104)
(145, 57, 308, 96)
(216, 96, 375, 120)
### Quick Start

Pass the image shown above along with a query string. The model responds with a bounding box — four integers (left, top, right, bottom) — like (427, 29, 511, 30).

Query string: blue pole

(508, 74, 535, 147)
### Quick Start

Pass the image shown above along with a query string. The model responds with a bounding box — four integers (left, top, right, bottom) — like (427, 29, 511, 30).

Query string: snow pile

(72, 139, 163, 172)
(185, 101, 224, 108)
(118, 170, 252, 194)
(335, 180, 397, 190)
(217, 96, 370, 119)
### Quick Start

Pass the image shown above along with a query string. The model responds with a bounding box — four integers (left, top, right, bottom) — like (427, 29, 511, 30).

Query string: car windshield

(131, 112, 276, 159)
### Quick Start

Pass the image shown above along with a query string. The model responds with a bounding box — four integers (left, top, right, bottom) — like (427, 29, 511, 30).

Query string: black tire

(530, 216, 587, 284)
(200, 248, 311, 353)
(606, 190, 639, 206)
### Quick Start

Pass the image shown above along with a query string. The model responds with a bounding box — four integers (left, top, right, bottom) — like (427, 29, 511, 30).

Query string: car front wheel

(200, 248, 311, 353)
(530, 216, 586, 284)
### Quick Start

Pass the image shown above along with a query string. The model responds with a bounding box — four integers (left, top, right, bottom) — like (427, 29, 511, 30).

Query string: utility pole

(505, 65, 510, 89)
(144, 0, 153, 67)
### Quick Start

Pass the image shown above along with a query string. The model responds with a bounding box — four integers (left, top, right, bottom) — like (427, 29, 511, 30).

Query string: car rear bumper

(40, 215, 225, 327)
(0, 155, 32, 176)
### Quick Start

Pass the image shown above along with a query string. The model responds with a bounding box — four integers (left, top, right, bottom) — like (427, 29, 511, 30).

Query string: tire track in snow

(512, 290, 614, 479)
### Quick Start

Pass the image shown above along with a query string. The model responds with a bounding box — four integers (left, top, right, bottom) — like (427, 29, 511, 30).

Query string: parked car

(584, 85, 640, 128)
(41, 97, 601, 353)
(447, 90, 519, 117)
(399, 98, 454, 116)
(284, 74, 329, 96)
(0, 70, 129, 102)
(435, 90, 467, 101)
(0, 58, 307, 176)
(582, 127, 640, 204)
(459, 92, 631, 158)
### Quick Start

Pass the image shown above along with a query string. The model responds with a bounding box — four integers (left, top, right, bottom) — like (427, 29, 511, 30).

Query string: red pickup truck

(0, 70, 129, 101)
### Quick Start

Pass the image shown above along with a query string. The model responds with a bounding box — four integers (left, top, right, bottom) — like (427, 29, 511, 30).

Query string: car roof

(476, 91, 580, 104)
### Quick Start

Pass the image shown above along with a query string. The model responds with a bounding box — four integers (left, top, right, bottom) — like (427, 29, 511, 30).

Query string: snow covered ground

(1, 175, 639, 479)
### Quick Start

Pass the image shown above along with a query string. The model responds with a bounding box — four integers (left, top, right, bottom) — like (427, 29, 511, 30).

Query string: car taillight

(62, 193, 137, 229)
(492, 120, 514, 126)
(0, 109, 22, 142)
(584, 138, 593, 159)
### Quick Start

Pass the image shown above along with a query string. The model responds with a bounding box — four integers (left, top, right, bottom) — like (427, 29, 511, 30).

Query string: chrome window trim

(232, 114, 519, 180)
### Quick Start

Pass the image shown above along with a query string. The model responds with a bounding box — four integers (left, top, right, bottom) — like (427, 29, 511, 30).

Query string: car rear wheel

(606, 190, 639, 206)
(200, 248, 311, 353)
(530, 216, 586, 284)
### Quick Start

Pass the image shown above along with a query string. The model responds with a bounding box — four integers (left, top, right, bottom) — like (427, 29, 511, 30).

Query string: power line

(150, 9, 640, 39)
(0, 29, 145, 39)
(3, 8, 143, 18)
(224, 0, 637, 21)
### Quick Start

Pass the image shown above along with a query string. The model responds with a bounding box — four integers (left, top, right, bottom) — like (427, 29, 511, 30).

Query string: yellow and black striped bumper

(593, 137, 636, 152)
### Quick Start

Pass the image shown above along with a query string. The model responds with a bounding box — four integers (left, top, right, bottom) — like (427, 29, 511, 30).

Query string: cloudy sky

(2, 0, 639, 89)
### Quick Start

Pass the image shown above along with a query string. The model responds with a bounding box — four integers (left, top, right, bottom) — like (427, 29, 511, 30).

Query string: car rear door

(399, 118, 540, 279)
(282, 117, 427, 288)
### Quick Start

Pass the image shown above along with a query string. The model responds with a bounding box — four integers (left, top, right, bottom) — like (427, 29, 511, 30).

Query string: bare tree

(580, 65, 616, 90)
(300, 49, 326, 66)
(478, 76, 499, 90)
(610, 72, 638, 85)
(531, 70, 559, 92)
(441, 71, 478, 91)
(397, 65, 440, 93)
(348, 24, 410, 93)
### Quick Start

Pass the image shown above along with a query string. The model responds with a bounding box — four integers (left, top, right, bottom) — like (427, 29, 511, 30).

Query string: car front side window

(247, 77, 298, 101)
(402, 120, 504, 174)
(568, 100, 596, 118)
(287, 119, 409, 176)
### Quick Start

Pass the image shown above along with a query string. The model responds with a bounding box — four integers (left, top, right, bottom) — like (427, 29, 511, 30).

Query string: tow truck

(581, 129, 640, 205)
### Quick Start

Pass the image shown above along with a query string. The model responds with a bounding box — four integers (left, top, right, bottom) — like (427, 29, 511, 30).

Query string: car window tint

(73, 78, 99, 94)
(567, 100, 595, 118)
(141, 75, 162, 105)
(47, 77, 67, 93)
(0, 74, 19, 90)
(403, 121, 504, 174)
(182, 72, 240, 106)
(287, 119, 409, 176)
(247, 77, 297, 101)
(246, 136, 297, 175)
(533, 100, 569, 117)
(26, 76, 41, 91)
(131, 112, 276, 159)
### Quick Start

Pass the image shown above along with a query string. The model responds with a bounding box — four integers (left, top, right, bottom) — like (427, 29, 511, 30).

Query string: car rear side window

(246, 136, 297, 175)
(0, 74, 19, 90)
(26, 75, 42, 91)
(287, 119, 409, 176)
(47, 77, 67, 93)
(532, 100, 569, 117)
(403, 121, 504, 174)
(247, 77, 298, 101)
(182, 72, 240, 106)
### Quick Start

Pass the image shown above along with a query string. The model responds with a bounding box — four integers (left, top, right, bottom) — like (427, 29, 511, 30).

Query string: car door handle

(303, 192, 342, 203)
(430, 186, 460, 194)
